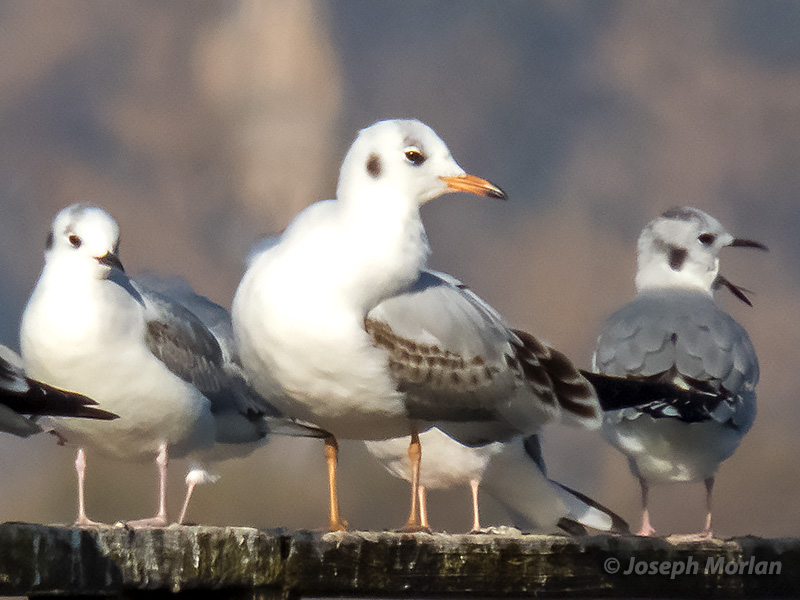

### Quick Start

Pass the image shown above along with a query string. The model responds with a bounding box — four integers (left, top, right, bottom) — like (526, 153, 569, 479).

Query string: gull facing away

(366, 428, 628, 534)
(593, 207, 767, 539)
(233, 119, 614, 532)
(0, 345, 117, 437)
(21, 204, 325, 527)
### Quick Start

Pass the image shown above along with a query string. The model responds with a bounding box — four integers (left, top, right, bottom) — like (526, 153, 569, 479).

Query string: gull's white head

(46, 204, 124, 278)
(336, 119, 505, 207)
(635, 206, 767, 302)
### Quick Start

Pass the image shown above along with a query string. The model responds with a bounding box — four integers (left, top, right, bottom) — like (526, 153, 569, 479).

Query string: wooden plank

(0, 522, 796, 598)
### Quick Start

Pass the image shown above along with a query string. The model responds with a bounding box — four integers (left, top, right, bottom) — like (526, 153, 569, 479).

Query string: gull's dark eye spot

(698, 233, 717, 246)
(68, 234, 82, 249)
(404, 147, 426, 166)
(366, 153, 381, 178)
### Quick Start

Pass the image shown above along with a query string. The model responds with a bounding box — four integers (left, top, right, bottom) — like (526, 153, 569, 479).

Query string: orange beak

(440, 174, 507, 200)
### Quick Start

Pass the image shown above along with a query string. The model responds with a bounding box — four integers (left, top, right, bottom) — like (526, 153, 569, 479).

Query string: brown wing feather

(365, 317, 504, 422)
(511, 329, 599, 422)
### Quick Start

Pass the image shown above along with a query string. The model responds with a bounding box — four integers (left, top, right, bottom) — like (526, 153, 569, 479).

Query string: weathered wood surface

(0, 522, 797, 598)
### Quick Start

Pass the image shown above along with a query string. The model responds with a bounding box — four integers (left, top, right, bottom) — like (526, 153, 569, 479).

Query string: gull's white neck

(266, 183, 429, 316)
(336, 180, 430, 311)
(41, 251, 102, 284)
(635, 255, 718, 297)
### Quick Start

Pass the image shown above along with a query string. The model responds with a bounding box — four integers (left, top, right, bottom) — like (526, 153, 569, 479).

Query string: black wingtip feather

(554, 481, 631, 534)
(1, 381, 118, 421)
(580, 370, 716, 412)
(557, 518, 588, 536)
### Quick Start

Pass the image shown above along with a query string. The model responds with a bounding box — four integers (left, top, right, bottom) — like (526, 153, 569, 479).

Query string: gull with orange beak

(234, 120, 610, 531)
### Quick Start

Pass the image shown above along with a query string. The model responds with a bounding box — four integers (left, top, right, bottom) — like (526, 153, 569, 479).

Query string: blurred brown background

(0, 0, 797, 538)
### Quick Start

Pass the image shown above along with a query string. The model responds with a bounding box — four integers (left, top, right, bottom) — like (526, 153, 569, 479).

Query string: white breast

(21, 271, 214, 461)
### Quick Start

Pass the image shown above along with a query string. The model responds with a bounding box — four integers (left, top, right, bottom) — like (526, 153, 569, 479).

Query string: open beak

(714, 238, 769, 306)
(714, 275, 756, 307)
(729, 238, 768, 251)
(715, 239, 767, 305)
(96, 251, 125, 273)
(440, 174, 507, 200)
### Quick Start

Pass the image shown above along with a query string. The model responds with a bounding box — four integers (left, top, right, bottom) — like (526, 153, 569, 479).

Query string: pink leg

(469, 479, 481, 532)
(668, 477, 716, 542)
(177, 468, 218, 525)
(177, 480, 197, 526)
(700, 477, 714, 539)
(637, 477, 656, 537)
(127, 443, 169, 528)
(74, 448, 101, 527)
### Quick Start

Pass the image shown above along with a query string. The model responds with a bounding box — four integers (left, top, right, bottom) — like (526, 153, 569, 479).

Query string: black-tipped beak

(96, 252, 125, 273)
(440, 174, 507, 200)
(729, 238, 769, 252)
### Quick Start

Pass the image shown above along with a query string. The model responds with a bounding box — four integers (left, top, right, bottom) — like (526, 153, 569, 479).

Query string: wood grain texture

(0, 523, 796, 598)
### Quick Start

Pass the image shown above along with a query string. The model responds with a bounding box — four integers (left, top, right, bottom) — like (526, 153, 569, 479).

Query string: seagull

(365, 428, 628, 534)
(0, 344, 117, 437)
(21, 204, 325, 527)
(592, 207, 767, 539)
(233, 119, 607, 532)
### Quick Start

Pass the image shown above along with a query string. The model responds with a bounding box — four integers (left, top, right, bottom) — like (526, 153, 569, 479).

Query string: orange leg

(469, 479, 481, 532)
(324, 436, 347, 531)
(418, 485, 429, 530)
(399, 431, 429, 532)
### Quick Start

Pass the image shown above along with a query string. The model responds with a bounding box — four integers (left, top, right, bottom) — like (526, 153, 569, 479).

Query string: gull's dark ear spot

(668, 245, 688, 271)
(45, 231, 54, 250)
(366, 153, 382, 178)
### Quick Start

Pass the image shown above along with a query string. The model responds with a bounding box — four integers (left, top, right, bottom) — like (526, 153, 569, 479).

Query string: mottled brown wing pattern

(365, 318, 501, 389)
(364, 317, 506, 422)
(510, 329, 600, 422)
(365, 316, 599, 427)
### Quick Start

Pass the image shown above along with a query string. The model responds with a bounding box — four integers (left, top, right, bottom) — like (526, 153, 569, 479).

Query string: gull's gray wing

(365, 270, 600, 443)
(134, 276, 325, 442)
(135, 280, 230, 396)
(593, 290, 758, 432)
(136, 273, 241, 369)
(0, 404, 41, 437)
